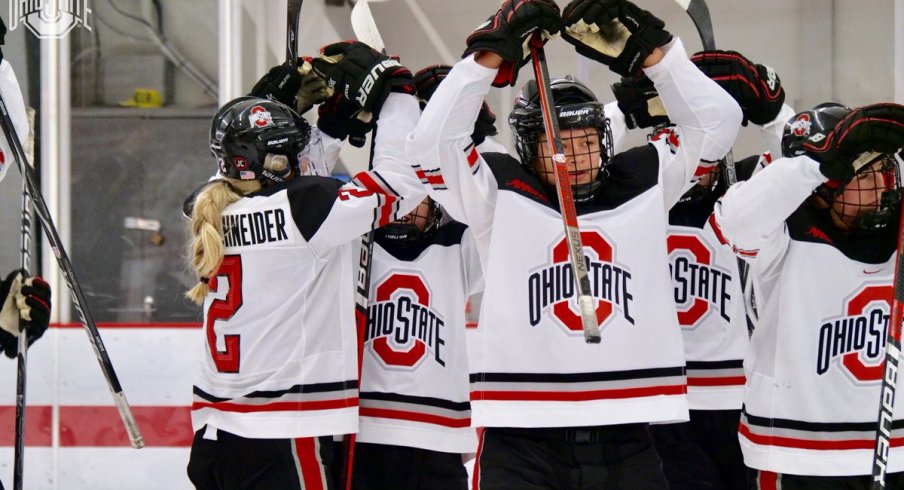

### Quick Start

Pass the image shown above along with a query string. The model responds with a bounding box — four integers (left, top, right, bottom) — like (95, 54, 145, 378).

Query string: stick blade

(684, 0, 716, 50)
(351, 0, 385, 52)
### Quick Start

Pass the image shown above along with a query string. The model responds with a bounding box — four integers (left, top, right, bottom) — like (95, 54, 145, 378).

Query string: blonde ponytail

(185, 179, 262, 304)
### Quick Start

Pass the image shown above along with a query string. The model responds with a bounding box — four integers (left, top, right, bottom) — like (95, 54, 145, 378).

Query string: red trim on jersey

(415, 168, 445, 186)
(739, 422, 904, 450)
(0, 405, 192, 447)
(466, 148, 480, 169)
(294, 437, 326, 490)
(471, 384, 686, 402)
(757, 470, 778, 490)
(191, 397, 358, 414)
(360, 407, 471, 428)
(694, 165, 716, 177)
(687, 375, 746, 387)
(708, 214, 758, 257)
(472, 427, 485, 490)
(355, 172, 397, 227)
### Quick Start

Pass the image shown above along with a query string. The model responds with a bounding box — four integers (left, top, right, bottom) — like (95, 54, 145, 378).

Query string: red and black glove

(310, 41, 414, 118)
(462, 0, 562, 87)
(691, 50, 784, 126)
(413, 64, 498, 146)
(0, 270, 51, 358)
(562, 0, 671, 77)
(788, 103, 904, 181)
(611, 76, 668, 129)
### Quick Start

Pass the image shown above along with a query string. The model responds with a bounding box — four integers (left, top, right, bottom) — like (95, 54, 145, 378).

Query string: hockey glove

(611, 76, 668, 129)
(413, 65, 498, 146)
(0, 270, 51, 358)
(250, 59, 333, 116)
(691, 50, 784, 126)
(787, 103, 904, 181)
(562, 0, 672, 78)
(462, 0, 563, 88)
(317, 92, 375, 148)
(310, 41, 414, 118)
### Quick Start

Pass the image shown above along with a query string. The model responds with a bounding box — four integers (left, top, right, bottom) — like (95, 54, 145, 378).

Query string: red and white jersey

(409, 38, 742, 428)
(358, 223, 483, 453)
(0, 59, 28, 183)
(191, 94, 426, 440)
(711, 155, 904, 476)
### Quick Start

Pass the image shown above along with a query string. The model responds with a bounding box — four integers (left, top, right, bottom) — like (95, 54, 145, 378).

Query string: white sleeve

(461, 227, 485, 297)
(757, 103, 796, 159)
(710, 155, 826, 275)
(407, 54, 499, 239)
(603, 101, 629, 153)
(308, 94, 426, 252)
(0, 59, 29, 183)
(643, 37, 743, 209)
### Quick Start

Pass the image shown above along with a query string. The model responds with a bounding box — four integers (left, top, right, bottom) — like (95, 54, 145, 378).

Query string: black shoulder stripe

(285, 176, 346, 242)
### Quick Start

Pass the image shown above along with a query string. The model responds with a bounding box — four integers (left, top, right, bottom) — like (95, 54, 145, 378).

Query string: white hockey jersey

(0, 59, 29, 183)
(191, 94, 426, 440)
(409, 38, 742, 428)
(711, 155, 904, 476)
(357, 222, 484, 453)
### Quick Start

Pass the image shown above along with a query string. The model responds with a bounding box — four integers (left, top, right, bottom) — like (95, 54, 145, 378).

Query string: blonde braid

(185, 179, 262, 304)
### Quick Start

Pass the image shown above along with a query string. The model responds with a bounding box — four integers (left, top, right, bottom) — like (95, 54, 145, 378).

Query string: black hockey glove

(462, 0, 563, 88)
(413, 65, 498, 146)
(562, 0, 672, 78)
(317, 92, 375, 148)
(611, 76, 668, 129)
(0, 270, 51, 358)
(787, 103, 904, 181)
(310, 41, 414, 118)
(250, 59, 332, 116)
(691, 50, 784, 126)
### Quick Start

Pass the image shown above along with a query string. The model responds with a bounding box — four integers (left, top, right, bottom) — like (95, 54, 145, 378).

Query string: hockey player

(611, 51, 792, 490)
(185, 41, 426, 489)
(711, 102, 904, 487)
(408, 0, 744, 487)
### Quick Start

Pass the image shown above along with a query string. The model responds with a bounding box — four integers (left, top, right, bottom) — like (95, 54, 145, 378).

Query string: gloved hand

(310, 41, 414, 118)
(462, 0, 562, 87)
(562, 0, 671, 77)
(691, 50, 784, 126)
(610, 75, 668, 129)
(0, 270, 51, 358)
(413, 64, 498, 145)
(787, 103, 904, 181)
(317, 93, 375, 148)
(251, 59, 334, 115)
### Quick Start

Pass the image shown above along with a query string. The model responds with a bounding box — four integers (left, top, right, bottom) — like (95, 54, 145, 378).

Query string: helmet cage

(376, 198, 444, 244)
(833, 153, 903, 233)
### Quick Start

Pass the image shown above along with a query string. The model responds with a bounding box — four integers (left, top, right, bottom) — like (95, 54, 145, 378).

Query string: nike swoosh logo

(863, 269, 884, 274)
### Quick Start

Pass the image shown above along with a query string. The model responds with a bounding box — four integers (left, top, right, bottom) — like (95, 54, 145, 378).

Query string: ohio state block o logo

(550, 231, 612, 332)
(667, 233, 712, 326)
(372, 274, 429, 367)
(841, 285, 892, 381)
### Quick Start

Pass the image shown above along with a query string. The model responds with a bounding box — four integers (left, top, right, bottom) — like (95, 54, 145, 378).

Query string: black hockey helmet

(211, 97, 311, 185)
(509, 76, 614, 201)
(375, 197, 444, 245)
(414, 64, 498, 146)
(781, 102, 852, 159)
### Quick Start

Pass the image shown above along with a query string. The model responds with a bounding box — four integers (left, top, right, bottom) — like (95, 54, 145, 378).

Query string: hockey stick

(286, 0, 303, 65)
(529, 35, 601, 344)
(0, 93, 145, 450)
(870, 179, 904, 488)
(13, 111, 34, 490)
(674, 0, 715, 51)
(338, 2, 385, 488)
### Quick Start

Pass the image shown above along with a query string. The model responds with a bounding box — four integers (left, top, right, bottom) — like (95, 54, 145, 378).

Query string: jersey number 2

(206, 255, 243, 373)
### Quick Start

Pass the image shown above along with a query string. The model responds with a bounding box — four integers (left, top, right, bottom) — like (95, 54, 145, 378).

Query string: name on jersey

(816, 284, 891, 381)
(527, 231, 635, 334)
(365, 273, 446, 368)
(222, 208, 289, 247)
(667, 233, 732, 327)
